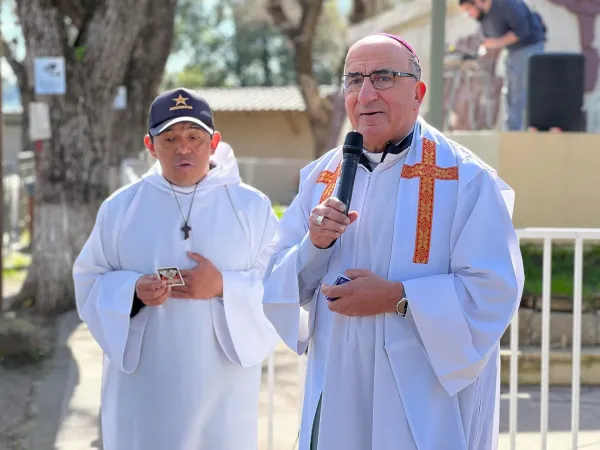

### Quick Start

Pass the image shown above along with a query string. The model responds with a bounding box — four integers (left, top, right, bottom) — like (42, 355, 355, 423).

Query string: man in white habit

(262, 34, 525, 450)
(72, 87, 279, 450)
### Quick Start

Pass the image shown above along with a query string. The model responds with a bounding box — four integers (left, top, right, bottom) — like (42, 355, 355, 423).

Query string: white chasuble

(73, 142, 279, 450)
(262, 117, 525, 450)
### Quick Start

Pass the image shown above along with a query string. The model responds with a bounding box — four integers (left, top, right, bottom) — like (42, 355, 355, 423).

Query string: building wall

(449, 131, 600, 229)
(352, 0, 600, 132)
(211, 110, 316, 205)
(498, 132, 600, 228)
(213, 110, 314, 159)
(6, 110, 600, 228)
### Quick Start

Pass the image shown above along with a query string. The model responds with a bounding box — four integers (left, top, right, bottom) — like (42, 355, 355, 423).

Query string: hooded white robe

(72, 142, 279, 450)
(262, 118, 525, 450)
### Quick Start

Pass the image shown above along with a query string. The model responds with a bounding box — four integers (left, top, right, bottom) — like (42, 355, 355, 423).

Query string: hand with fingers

(320, 269, 404, 317)
(309, 197, 359, 249)
(135, 275, 171, 306)
(170, 252, 224, 300)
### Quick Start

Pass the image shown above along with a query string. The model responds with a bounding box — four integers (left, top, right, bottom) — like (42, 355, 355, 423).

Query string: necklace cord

(169, 181, 200, 226)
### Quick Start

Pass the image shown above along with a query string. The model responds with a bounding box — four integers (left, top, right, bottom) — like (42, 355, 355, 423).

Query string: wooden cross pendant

(181, 223, 191, 240)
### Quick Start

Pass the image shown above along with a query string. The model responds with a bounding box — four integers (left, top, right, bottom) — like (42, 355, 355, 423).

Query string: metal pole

(428, 0, 447, 130)
(0, 44, 4, 315)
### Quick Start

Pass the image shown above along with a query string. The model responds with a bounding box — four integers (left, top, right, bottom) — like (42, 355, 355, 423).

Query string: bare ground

(0, 274, 59, 450)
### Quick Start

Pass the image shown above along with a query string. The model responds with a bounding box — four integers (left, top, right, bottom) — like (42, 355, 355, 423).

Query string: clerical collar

(381, 131, 414, 160)
(358, 131, 414, 170)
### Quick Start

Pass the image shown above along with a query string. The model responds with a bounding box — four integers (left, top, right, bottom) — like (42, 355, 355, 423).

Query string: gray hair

(409, 53, 422, 81)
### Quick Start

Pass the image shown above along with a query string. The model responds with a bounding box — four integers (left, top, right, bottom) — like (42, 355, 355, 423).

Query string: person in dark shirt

(460, 0, 546, 130)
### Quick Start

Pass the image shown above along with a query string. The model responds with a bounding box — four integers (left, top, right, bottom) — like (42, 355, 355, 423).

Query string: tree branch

(348, 0, 368, 24)
(81, 0, 150, 99)
(292, 0, 323, 75)
(15, 0, 67, 69)
(296, 0, 322, 44)
(266, 0, 298, 36)
(108, 0, 178, 165)
(0, 35, 27, 85)
(50, 0, 88, 28)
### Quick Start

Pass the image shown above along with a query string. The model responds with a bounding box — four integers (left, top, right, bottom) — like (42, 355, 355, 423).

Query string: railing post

(540, 237, 552, 449)
(509, 254, 520, 450)
(571, 236, 583, 449)
(267, 352, 275, 450)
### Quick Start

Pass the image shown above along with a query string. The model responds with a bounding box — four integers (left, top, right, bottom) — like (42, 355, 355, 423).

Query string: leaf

(74, 45, 87, 62)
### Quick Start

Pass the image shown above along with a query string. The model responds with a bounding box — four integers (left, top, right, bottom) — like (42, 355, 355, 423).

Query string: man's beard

(475, 8, 486, 21)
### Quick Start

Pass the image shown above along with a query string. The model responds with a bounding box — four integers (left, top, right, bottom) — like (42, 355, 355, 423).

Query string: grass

(2, 252, 31, 278)
(521, 242, 600, 309)
(2, 230, 32, 279)
(272, 204, 287, 220)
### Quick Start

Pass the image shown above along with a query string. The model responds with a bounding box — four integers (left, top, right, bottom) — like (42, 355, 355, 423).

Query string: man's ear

(210, 131, 221, 155)
(414, 81, 427, 109)
(144, 134, 158, 159)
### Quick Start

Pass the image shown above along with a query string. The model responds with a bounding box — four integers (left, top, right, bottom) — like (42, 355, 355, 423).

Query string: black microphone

(336, 131, 363, 214)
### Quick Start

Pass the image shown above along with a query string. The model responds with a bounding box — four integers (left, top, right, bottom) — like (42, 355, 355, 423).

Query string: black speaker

(527, 53, 586, 131)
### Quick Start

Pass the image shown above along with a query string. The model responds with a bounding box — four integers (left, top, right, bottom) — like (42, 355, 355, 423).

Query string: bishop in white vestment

(73, 88, 279, 450)
(262, 35, 525, 450)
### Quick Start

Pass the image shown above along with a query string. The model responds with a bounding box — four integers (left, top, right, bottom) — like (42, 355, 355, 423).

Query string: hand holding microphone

(309, 132, 362, 249)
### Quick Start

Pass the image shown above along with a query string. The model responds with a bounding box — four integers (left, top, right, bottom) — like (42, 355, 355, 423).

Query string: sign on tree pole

(34, 57, 66, 95)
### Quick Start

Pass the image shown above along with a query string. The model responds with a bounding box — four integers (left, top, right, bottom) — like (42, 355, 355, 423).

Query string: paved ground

(19, 312, 600, 449)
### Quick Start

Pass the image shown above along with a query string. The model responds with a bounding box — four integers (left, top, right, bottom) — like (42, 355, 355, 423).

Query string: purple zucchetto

(374, 33, 419, 63)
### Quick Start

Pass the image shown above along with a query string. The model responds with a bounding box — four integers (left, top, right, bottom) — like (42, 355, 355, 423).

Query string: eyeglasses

(342, 70, 418, 92)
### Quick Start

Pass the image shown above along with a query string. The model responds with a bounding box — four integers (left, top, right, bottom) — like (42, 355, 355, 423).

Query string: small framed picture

(156, 267, 185, 286)
(325, 273, 352, 301)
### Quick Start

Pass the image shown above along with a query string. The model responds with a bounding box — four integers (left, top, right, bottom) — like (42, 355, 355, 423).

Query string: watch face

(396, 299, 408, 316)
(398, 298, 408, 316)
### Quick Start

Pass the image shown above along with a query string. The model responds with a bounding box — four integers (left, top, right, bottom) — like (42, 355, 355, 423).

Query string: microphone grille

(343, 131, 363, 155)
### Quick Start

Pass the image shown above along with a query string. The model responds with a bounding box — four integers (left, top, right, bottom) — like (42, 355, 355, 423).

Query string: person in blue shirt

(460, 0, 546, 130)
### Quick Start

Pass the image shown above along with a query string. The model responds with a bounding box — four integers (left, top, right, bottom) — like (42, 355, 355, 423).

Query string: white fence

(508, 228, 600, 450)
(2, 151, 35, 250)
(264, 227, 600, 450)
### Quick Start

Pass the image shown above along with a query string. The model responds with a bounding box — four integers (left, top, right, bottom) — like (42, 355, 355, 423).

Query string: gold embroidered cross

(401, 138, 458, 264)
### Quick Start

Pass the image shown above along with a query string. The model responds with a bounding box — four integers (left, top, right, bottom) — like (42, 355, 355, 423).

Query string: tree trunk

(268, 0, 333, 157)
(322, 0, 391, 154)
(268, 0, 388, 157)
(16, 0, 153, 314)
(295, 43, 333, 157)
(107, 0, 178, 189)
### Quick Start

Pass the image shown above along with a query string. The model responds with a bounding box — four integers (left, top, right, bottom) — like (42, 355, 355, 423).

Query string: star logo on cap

(172, 94, 189, 106)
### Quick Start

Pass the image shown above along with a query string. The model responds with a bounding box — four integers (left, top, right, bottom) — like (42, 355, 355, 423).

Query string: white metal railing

(264, 227, 600, 450)
(509, 228, 600, 450)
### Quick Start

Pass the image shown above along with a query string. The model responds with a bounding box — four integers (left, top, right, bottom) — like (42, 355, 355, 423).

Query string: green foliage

(2, 251, 31, 277)
(165, 0, 346, 89)
(74, 45, 87, 62)
(272, 204, 287, 219)
(520, 243, 600, 309)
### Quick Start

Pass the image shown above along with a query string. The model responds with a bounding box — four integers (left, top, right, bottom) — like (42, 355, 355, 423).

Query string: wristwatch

(395, 297, 408, 317)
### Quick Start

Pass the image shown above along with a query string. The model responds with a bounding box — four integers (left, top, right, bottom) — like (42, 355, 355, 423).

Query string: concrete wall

(499, 132, 600, 228)
(448, 131, 600, 229)
(447, 131, 500, 169)
(213, 110, 314, 160)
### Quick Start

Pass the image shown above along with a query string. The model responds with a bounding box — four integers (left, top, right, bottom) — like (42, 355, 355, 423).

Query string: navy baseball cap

(148, 87, 214, 137)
